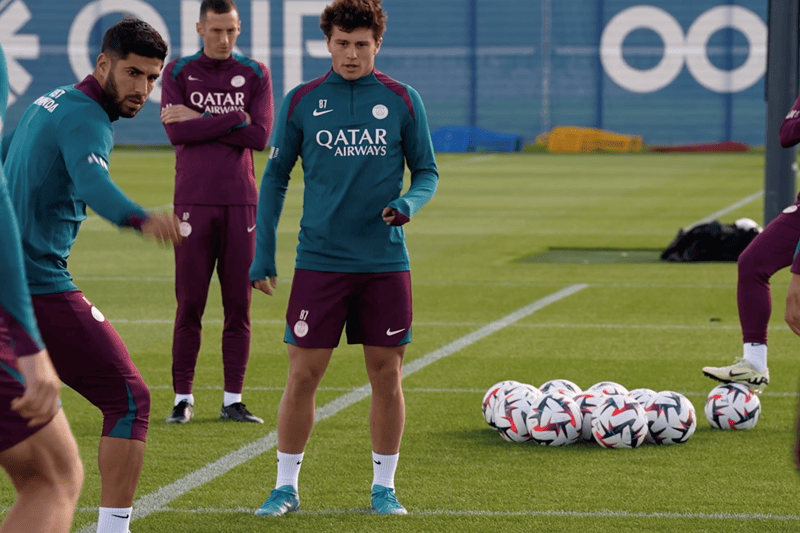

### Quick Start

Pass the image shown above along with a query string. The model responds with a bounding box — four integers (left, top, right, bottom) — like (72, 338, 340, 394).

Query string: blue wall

(0, 0, 770, 146)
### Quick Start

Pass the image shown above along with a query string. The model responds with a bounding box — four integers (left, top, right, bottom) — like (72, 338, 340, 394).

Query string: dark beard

(103, 69, 139, 119)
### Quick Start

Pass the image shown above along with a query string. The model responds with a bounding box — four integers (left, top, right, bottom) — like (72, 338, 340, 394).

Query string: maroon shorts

(31, 291, 150, 441)
(284, 270, 412, 348)
(0, 321, 54, 451)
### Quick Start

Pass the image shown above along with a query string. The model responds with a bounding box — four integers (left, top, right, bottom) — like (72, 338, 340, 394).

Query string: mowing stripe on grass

(685, 190, 763, 230)
(66, 505, 800, 522)
(75, 284, 586, 533)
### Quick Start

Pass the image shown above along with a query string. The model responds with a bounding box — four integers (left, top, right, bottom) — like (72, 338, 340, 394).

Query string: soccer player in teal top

(2, 19, 181, 533)
(251, 0, 438, 516)
(0, 42, 84, 533)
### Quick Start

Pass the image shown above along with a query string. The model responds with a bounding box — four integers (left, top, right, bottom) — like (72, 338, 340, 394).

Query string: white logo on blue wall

(601, 5, 766, 94)
(67, 0, 171, 104)
(0, 1, 40, 107)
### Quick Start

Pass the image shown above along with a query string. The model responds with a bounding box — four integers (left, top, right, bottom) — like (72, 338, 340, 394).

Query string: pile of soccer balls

(483, 378, 759, 449)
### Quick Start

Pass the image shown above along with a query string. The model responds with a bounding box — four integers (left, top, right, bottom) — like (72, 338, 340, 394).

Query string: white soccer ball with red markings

(482, 380, 520, 429)
(495, 387, 538, 442)
(573, 391, 607, 441)
(539, 379, 582, 398)
(588, 381, 629, 396)
(644, 391, 696, 445)
(704, 383, 761, 430)
(628, 388, 657, 407)
(591, 395, 648, 449)
(525, 393, 582, 446)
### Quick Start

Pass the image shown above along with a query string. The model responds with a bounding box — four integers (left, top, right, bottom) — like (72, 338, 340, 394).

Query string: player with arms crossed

(160, 0, 273, 424)
(250, 0, 438, 516)
(0, 42, 84, 533)
(2, 18, 181, 533)
(702, 92, 800, 394)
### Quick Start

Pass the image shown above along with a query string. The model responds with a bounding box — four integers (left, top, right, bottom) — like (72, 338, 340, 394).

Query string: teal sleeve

(58, 116, 148, 227)
(388, 87, 438, 218)
(0, 126, 11, 165)
(249, 91, 300, 280)
(0, 172, 45, 355)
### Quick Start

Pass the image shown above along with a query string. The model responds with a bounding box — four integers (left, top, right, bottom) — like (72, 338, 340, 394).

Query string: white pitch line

(684, 190, 763, 230)
(76, 284, 587, 533)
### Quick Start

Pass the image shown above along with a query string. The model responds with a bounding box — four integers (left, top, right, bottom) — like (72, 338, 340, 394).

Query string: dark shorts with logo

(0, 309, 54, 451)
(284, 269, 412, 348)
(31, 290, 150, 441)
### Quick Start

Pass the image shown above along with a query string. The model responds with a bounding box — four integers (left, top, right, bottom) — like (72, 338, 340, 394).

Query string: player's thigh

(174, 205, 222, 288)
(217, 205, 256, 299)
(0, 409, 81, 489)
(0, 351, 55, 453)
(741, 206, 800, 270)
(346, 272, 412, 347)
(285, 270, 352, 349)
(31, 292, 149, 415)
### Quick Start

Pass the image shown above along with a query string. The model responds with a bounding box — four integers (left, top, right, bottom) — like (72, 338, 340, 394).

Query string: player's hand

(160, 104, 201, 124)
(142, 214, 183, 245)
(244, 112, 252, 126)
(11, 349, 61, 427)
(382, 207, 410, 226)
(786, 274, 800, 336)
(253, 277, 277, 296)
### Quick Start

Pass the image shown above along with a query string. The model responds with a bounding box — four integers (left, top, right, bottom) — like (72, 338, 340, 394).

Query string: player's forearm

(1, 126, 14, 164)
(250, 173, 288, 279)
(76, 170, 149, 228)
(391, 168, 438, 217)
(163, 111, 248, 145)
(218, 122, 269, 150)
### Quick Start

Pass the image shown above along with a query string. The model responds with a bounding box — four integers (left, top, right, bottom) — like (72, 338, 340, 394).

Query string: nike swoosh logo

(312, 109, 333, 116)
(112, 514, 130, 519)
(386, 328, 406, 336)
(373, 460, 381, 465)
(188, 75, 202, 81)
(247, 225, 257, 232)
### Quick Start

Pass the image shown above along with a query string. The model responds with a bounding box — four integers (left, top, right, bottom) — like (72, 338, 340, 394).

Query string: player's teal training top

(2, 76, 149, 295)
(249, 69, 438, 279)
(0, 44, 45, 356)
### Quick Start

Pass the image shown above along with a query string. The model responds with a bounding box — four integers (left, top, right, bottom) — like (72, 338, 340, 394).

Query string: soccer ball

(495, 387, 538, 442)
(526, 393, 582, 446)
(539, 379, 582, 397)
(591, 395, 648, 449)
(644, 391, 696, 445)
(482, 380, 520, 429)
(704, 383, 761, 430)
(492, 383, 540, 430)
(628, 388, 657, 406)
(588, 381, 629, 396)
(573, 391, 607, 441)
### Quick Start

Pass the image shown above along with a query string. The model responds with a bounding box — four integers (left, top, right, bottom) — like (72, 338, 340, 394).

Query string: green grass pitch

(3, 148, 800, 533)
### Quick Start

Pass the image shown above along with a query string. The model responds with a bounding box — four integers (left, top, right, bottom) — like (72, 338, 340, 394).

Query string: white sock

(174, 393, 193, 406)
(276, 451, 304, 491)
(97, 506, 132, 533)
(743, 343, 768, 371)
(223, 391, 242, 407)
(372, 452, 399, 490)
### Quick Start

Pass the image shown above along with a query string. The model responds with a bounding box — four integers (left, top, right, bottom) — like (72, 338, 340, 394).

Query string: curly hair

(319, 0, 387, 42)
(101, 17, 168, 61)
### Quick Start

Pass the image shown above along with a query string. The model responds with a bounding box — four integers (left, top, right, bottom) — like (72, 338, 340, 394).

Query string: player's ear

(94, 53, 111, 82)
(196, 21, 203, 36)
(374, 37, 382, 55)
